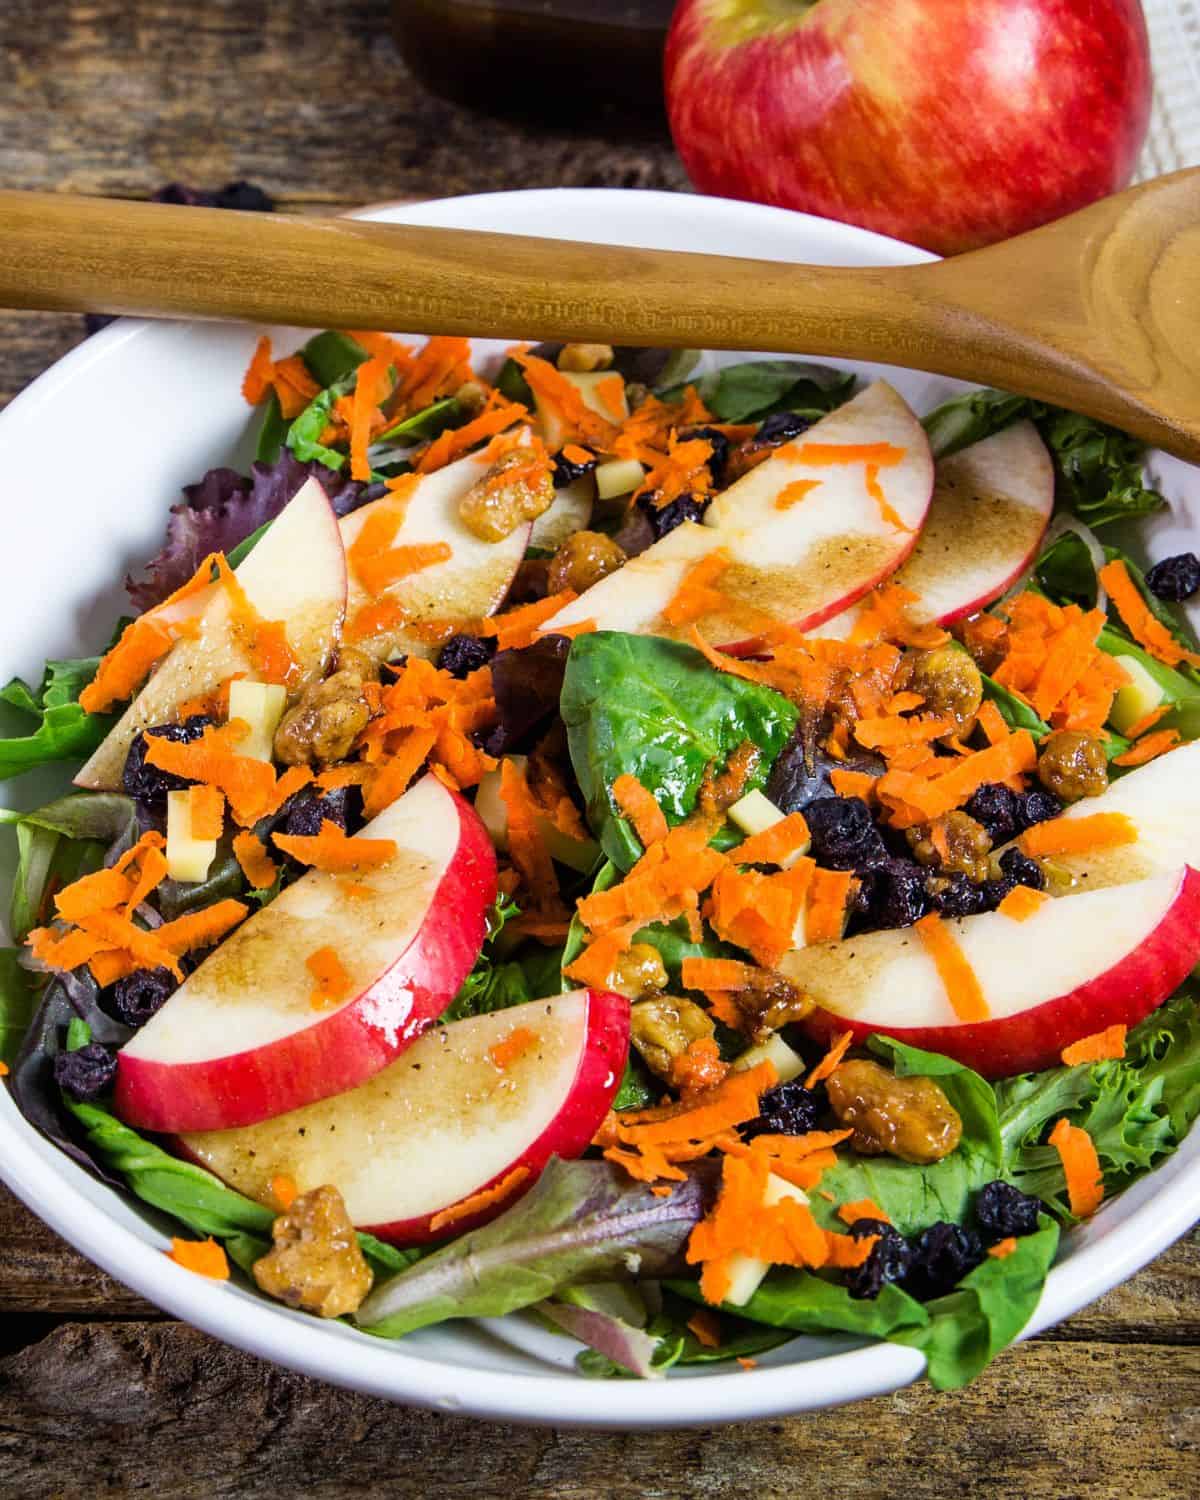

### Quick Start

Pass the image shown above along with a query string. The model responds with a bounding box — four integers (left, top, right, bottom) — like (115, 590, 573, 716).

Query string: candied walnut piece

(901, 644, 983, 731)
(546, 530, 627, 596)
(906, 810, 991, 884)
(252, 1184, 373, 1318)
(556, 342, 614, 372)
(827, 1058, 963, 1164)
(459, 450, 554, 542)
(274, 667, 372, 767)
(723, 967, 813, 1042)
(630, 994, 715, 1077)
(1036, 730, 1109, 802)
(607, 942, 669, 1000)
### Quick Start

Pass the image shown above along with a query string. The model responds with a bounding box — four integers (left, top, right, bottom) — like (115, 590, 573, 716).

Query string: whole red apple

(664, 0, 1152, 255)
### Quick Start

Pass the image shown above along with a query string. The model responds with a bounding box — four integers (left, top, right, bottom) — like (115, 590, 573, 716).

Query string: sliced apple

(996, 739, 1200, 894)
(817, 420, 1054, 640)
(339, 445, 531, 665)
(77, 477, 346, 789)
(786, 866, 1200, 1077)
(541, 382, 934, 648)
(114, 774, 497, 1132)
(530, 475, 594, 552)
(474, 756, 600, 873)
(177, 988, 631, 1245)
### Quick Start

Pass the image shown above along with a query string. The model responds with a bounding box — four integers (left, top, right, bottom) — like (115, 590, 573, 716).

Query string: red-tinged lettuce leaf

(126, 454, 385, 612)
(354, 1157, 718, 1339)
(540, 1296, 664, 1379)
(484, 635, 573, 757)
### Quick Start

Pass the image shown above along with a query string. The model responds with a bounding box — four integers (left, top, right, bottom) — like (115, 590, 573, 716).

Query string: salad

(2, 328, 1199, 1392)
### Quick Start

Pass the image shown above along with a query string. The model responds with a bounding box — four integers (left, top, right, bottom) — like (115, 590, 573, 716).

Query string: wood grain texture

(0, 1, 1198, 1490)
(1, 1322, 1198, 1499)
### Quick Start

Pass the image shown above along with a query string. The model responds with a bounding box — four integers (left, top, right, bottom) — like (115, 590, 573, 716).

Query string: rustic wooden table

(0, 3, 1197, 1495)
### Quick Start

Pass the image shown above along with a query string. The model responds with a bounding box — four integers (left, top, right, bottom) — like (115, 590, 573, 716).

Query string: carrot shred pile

(232, 830, 279, 891)
(733, 812, 810, 868)
(428, 1165, 531, 1234)
(1100, 559, 1200, 669)
(305, 945, 351, 1010)
(512, 351, 618, 450)
(990, 592, 1129, 733)
(1019, 811, 1137, 858)
(144, 721, 280, 826)
(416, 391, 528, 473)
(1061, 1023, 1127, 1066)
(1048, 1117, 1104, 1217)
(274, 819, 397, 872)
(611, 773, 669, 849)
(488, 1025, 539, 1071)
(848, 582, 948, 650)
(480, 590, 578, 651)
(634, 432, 715, 509)
(915, 912, 989, 1022)
(167, 1238, 230, 1280)
(804, 868, 854, 944)
(347, 498, 453, 598)
(996, 885, 1048, 922)
(392, 335, 474, 417)
(707, 861, 812, 967)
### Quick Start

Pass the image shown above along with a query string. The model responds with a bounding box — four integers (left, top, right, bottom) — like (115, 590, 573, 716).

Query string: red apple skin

(114, 787, 497, 1132)
(800, 866, 1200, 1078)
(665, 0, 1152, 255)
(361, 989, 632, 1246)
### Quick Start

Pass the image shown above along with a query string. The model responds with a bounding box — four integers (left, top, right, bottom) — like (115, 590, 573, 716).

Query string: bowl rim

(0, 185, 1196, 1427)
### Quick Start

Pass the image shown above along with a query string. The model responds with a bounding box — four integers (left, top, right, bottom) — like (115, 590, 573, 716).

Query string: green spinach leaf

(254, 389, 289, 465)
(300, 330, 369, 389)
(562, 632, 799, 871)
(374, 396, 463, 447)
(922, 388, 1032, 459)
(660, 360, 855, 424)
(980, 672, 1050, 739)
(0, 949, 35, 1066)
(0, 657, 114, 780)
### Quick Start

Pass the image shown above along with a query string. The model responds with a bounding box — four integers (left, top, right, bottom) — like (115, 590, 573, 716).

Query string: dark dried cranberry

(211, 181, 275, 213)
(637, 492, 708, 539)
(964, 783, 1021, 845)
(974, 1180, 1041, 1243)
(927, 873, 991, 919)
(153, 182, 216, 207)
(109, 968, 176, 1028)
(1145, 552, 1200, 603)
(54, 1043, 117, 1101)
(679, 425, 730, 486)
(856, 858, 929, 931)
(284, 786, 353, 839)
(552, 446, 597, 487)
(805, 796, 887, 872)
(765, 729, 884, 816)
(438, 633, 496, 678)
(742, 1080, 824, 1141)
(998, 847, 1045, 891)
(978, 878, 1014, 911)
(757, 411, 813, 444)
(1015, 787, 1062, 832)
(845, 1219, 913, 1300)
(122, 716, 214, 804)
(903, 1222, 985, 1301)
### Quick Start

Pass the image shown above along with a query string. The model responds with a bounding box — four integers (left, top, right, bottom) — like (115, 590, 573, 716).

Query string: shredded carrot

(686, 1308, 722, 1349)
(78, 614, 176, 713)
(988, 1237, 1019, 1259)
(595, 373, 626, 422)
(1125, 704, 1170, 740)
(611, 773, 669, 849)
(269, 354, 321, 418)
(488, 1025, 539, 1070)
(1061, 1023, 1127, 1066)
(864, 462, 912, 532)
(669, 1037, 729, 1097)
(274, 820, 397, 873)
(270, 1174, 298, 1210)
(347, 355, 391, 481)
(513, 352, 618, 449)
(829, 769, 876, 801)
(168, 1237, 230, 1280)
(187, 785, 225, 842)
(915, 912, 989, 1022)
(561, 443, 593, 466)
(241, 336, 274, 405)
(500, 756, 567, 927)
(680, 957, 760, 993)
(837, 1198, 891, 1227)
(824, 1229, 880, 1268)
(734, 812, 810, 868)
(417, 395, 527, 473)
(1113, 729, 1181, 767)
(1099, 559, 1200, 669)
(362, 727, 439, 818)
(737, 1358, 757, 1371)
(876, 730, 1038, 829)
(996, 885, 1049, 922)
(662, 550, 731, 628)
(231, 831, 278, 891)
(775, 478, 821, 511)
(348, 497, 453, 598)
(806, 1030, 854, 1088)
(1048, 1118, 1104, 1217)
(787, 440, 906, 469)
(1019, 811, 1137, 858)
(481, 590, 578, 651)
(805, 868, 854, 944)
(144, 723, 278, 825)
(393, 334, 474, 416)
(428, 1165, 531, 1234)
(212, 556, 300, 687)
(156, 899, 248, 960)
(306, 945, 352, 1010)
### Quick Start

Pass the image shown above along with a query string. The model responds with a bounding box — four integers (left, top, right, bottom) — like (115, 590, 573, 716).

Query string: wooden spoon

(0, 173, 1197, 461)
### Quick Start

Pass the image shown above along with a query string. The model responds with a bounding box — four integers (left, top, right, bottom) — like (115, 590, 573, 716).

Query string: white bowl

(1, 188, 1197, 1427)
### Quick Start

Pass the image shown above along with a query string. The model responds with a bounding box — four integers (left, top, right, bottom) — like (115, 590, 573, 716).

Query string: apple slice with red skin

(785, 866, 1200, 1077)
(817, 421, 1054, 640)
(115, 774, 496, 1132)
(339, 441, 533, 665)
(993, 740, 1200, 894)
(176, 988, 631, 1245)
(542, 381, 934, 651)
(77, 476, 347, 790)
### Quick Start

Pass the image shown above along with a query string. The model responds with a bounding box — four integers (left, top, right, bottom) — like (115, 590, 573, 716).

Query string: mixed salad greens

(3, 326, 1199, 1395)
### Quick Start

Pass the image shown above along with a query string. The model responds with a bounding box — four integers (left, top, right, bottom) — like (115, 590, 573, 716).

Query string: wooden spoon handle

(0, 186, 1197, 463)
